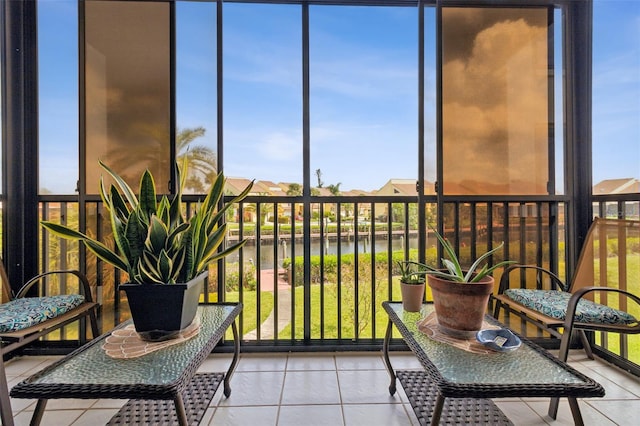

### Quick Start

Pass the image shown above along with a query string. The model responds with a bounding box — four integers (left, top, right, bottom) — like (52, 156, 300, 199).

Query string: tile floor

(4, 350, 640, 425)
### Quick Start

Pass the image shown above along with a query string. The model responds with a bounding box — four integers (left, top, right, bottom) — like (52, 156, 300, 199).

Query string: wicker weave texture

(397, 370, 513, 425)
(107, 372, 223, 425)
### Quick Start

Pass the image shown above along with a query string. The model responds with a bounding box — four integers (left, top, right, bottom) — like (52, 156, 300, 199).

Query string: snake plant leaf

(206, 178, 254, 231)
(168, 181, 184, 230)
(197, 223, 227, 269)
(138, 169, 157, 221)
(124, 209, 145, 267)
(432, 228, 463, 279)
(138, 253, 164, 284)
(146, 215, 169, 254)
(167, 222, 190, 249)
(171, 247, 187, 282)
(99, 160, 139, 208)
(108, 203, 131, 265)
(109, 184, 131, 223)
(468, 264, 490, 282)
(201, 173, 225, 221)
(203, 239, 248, 266)
(157, 196, 171, 226)
(157, 249, 172, 283)
(40, 221, 129, 272)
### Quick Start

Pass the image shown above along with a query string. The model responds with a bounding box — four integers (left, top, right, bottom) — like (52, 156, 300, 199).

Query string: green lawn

(225, 291, 274, 336)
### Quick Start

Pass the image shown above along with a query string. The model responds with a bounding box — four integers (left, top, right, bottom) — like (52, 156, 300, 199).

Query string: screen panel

(84, 0, 171, 194)
(441, 7, 550, 195)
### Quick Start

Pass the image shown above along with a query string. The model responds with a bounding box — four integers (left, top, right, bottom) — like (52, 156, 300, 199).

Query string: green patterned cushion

(0, 294, 85, 333)
(504, 289, 637, 325)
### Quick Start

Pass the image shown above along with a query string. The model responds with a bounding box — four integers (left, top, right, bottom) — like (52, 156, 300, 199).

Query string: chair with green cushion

(0, 260, 99, 426)
(493, 217, 640, 419)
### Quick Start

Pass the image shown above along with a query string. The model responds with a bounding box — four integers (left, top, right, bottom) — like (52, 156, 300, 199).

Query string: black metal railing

(32, 193, 640, 373)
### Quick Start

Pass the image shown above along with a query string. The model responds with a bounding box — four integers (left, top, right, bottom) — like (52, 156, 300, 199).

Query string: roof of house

(593, 178, 640, 194)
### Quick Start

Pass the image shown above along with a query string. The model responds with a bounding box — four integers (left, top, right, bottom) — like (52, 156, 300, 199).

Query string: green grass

(225, 291, 274, 336)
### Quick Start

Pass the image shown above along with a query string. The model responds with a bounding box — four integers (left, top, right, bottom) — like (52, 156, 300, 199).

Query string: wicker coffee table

(11, 303, 241, 426)
(382, 302, 604, 426)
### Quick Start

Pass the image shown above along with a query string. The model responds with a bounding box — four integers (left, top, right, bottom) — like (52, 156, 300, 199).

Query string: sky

(28, 0, 640, 194)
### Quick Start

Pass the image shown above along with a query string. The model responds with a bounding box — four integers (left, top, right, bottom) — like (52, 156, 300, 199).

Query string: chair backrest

(0, 259, 13, 304)
(570, 218, 640, 309)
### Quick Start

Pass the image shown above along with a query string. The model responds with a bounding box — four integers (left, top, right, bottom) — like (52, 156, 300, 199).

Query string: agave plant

(422, 227, 516, 283)
(396, 260, 429, 284)
(41, 161, 253, 284)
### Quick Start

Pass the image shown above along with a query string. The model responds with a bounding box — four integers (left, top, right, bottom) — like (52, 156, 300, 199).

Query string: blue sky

(32, 0, 640, 194)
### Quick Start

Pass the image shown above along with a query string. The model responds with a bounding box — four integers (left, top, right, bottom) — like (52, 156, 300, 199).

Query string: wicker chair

(0, 260, 99, 426)
(493, 217, 640, 418)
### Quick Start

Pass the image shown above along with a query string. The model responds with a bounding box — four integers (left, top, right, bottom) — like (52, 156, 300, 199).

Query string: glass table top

(385, 302, 587, 386)
(26, 304, 238, 387)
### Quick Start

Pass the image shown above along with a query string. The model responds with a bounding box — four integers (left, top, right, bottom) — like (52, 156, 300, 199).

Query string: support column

(1, 0, 39, 291)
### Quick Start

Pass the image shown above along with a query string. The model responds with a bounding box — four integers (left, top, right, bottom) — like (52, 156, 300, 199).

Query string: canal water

(226, 234, 420, 269)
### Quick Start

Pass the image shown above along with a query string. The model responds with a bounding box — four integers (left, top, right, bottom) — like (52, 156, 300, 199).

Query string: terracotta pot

(427, 274, 494, 338)
(400, 281, 425, 312)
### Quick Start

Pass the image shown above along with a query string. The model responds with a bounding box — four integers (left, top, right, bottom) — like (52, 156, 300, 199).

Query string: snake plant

(41, 161, 253, 284)
(410, 227, 515, 283)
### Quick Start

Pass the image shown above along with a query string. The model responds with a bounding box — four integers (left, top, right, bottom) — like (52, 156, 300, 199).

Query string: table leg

(0, 356, 15, 426)
(223, 320, 240, 398)
(382, 319, 396, 396)
(548, 396, 560, 419)
(567, 397, 584, 426)
(174, 394, 188, 426)
(29, 399, 47, 426)
(430, 394, 445, 426)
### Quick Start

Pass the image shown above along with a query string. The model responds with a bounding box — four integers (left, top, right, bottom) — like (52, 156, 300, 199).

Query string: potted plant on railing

(41, 161, 253, 341)
(396, 260, 429, 312)
(420, 228, 515, 338)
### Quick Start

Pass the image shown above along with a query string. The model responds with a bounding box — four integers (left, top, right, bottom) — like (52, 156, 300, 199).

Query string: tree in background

(176, 126, 216, 193)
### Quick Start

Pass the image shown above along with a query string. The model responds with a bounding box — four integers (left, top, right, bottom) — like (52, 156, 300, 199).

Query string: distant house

(377, 179, 417, 196)
(593, 178, 640, 195)
(593, 178, 640, 217)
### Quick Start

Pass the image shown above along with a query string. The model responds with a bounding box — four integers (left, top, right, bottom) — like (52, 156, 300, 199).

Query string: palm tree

(327, 183, 342, 196)
(315, 169, 324, 188)
(103, 126, 215, 193)
(176, 127, 217, 192)
(287, 183, 302, 196)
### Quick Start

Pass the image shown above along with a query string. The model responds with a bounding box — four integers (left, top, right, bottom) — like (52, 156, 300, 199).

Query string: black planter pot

(120, 272, 207, 342)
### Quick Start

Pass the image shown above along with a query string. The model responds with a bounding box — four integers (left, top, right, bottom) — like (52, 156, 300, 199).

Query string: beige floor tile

(197, 353, 235, 373)
(586, 399, 640, 425)
(216, 371, 284, 406)
(4, 356, 56, 377)
(14, 409, 83, 426)
(90, 398, 129, 409)
(335, 352, 385, 370)
(234, 353, 288, 372)
(71, 408, 121, 425)
(526, 399, 617, 426)
(338, 369, 403, 404)
(277, 404, 344, 426)
(492, 400, 546, 425)
(281, 371, 340, 405)
(342, 403, 413, 426)
(41, 398, 97, 410)
(208, 405, 279, 425)
(286, 353, 337, 371)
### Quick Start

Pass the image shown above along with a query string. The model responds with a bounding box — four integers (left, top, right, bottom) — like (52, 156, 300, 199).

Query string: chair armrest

(497, 264, 568, 295)
(15, 270, 95, 303)
(565, 286, 640, 329)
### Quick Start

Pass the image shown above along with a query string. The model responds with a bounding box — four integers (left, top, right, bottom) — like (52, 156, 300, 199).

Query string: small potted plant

(396, 260, 429, 312)
(420, 228, 515, 338)
(41, 161, 253, 341)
